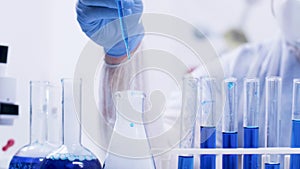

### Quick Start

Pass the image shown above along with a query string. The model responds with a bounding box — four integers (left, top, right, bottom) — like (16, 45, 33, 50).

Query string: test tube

(200, 77, 217, 169)
(243, 78, 260, 169)
(178, 76, 198, 169)
(265, 76, 281, 169)
(222, 78, 238, 169)
(290, 79, 300, 169)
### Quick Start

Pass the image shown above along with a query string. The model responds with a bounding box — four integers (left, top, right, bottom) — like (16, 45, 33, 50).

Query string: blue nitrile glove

(76, 0, 144, 57)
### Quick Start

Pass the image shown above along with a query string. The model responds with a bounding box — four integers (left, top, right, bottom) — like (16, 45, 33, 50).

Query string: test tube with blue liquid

(265, 76, 281, 169)
(115, 0, 131, 59)
(290, 79, 300, 169)
(199, 77, 217, 169)
(222, 78, 238, 169)
(243, 78, 260, 169)
(178, 76, 198, 169)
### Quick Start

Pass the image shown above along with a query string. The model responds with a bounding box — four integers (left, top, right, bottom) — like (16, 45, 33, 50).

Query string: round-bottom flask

(41, 79, 102, 169)
(9, 81, 58, 169)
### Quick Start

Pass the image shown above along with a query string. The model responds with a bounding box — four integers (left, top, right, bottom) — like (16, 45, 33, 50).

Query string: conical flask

(9, 81, 58, 169)
(103, 90, 156, 169)
(40, 79, 102, 168)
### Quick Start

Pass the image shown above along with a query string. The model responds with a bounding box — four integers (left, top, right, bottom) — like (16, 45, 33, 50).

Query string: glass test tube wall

(178, 76, 198, 169)
(243, 78, 260, 169)
(200, 77, 217, 169)
(265, 77, 281, 169)
(290, 79, 300, 169)
(222, 78, 238, 169)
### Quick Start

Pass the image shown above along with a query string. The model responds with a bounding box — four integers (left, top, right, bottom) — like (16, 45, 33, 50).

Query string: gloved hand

(76, 0, 144, 57)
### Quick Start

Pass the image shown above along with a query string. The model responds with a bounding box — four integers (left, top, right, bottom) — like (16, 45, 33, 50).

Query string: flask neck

(62, 108, 81, 146)
(62, 79, 82, 147)
(30, 110, 47, 144)
(29, 81, 49, 144)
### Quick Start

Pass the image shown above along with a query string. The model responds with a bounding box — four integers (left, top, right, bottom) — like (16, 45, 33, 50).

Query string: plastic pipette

(115, 0, 131, 59)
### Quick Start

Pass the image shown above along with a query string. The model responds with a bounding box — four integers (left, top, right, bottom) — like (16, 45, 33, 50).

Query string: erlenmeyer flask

(41, 79, 102, 168)
(103, 90, 156, 169)
(9, 81, 58, 169)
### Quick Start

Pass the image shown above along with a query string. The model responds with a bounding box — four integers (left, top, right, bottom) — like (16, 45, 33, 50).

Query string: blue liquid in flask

(41, 157, 102, 169)
(9, 156, 44, 169)
(222, 132, 238, 169)
(290, 120, 300, 169)
(265, 163, 280, 169)
(178, 156, 193, 169)
(243, 126, 259, 169)
(200, 126, 216, 169)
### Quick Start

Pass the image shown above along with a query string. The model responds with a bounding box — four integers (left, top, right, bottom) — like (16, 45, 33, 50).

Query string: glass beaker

(103, 90, 156, 169)
(40, 79, 102, 168)
(9, 81, 59, 169)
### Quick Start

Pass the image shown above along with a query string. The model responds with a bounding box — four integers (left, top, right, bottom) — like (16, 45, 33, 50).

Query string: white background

(0, 0, 278, 166)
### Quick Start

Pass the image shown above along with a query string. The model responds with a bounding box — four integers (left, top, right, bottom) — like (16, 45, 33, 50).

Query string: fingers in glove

(77, 2, 119, 22)
(132, 0, 143, 14)
(79, 0, 134, 9)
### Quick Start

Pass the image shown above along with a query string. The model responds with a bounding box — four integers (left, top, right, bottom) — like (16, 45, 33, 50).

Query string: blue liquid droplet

(130, 123, 134, 127)
(228, 82, 235, 89)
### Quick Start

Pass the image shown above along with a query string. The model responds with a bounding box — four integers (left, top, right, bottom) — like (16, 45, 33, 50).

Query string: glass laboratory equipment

(222, 78, 238, 169)
(199, 77, 217, 169)
(243, 78, 260, 169)
(178, 76, 198, 169)
(9, 81, 58, 169)
(103, 90, 156, 169)
(41, 79, 102, 168)
(290, 79, 300, 169)
(265, 76, 281, 169)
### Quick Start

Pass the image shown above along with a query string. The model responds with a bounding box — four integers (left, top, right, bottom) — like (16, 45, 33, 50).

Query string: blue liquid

(290, 120, 300, 169)
(222, 132, 238, 169)
(228, 82, 235, 89)
(200, 126, 216, 169)
(265, 163, 280, 169)
(116, 0, 130, 59)
(178, 156, 193, 169)
(243, 126, 259, 169)
(41, 159, 102, 169)
(9, 156, 44, 169)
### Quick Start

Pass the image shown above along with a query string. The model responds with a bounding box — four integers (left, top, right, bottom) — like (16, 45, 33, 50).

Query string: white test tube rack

(153, 148, 300, 169)
(161, 78, 295, 169)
